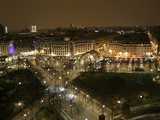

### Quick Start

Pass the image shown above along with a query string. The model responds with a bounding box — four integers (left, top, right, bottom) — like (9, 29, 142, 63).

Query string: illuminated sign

(8, 41, 16, 55)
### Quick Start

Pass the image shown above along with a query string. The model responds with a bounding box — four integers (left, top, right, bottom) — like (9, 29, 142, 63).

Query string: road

(10, 57, 112, 120)
(31, 58, 112, 120)
(12, 100, 42, 120)
(32, 62, 103, 120)
(11, 56, 160, 120)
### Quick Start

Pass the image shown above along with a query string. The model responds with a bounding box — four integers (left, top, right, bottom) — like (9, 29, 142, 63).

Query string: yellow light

(51, 53, 56, 56)
(117, 100, 121, 104)
(23, 113, 27, 117)
(109, 49, 112, 54)
(40, 49, 45, 54)
(124, 52, 128, 58)
(75, 52, 80, 55)
(66, 52, 71, 57)
(119, 52, 122, 55)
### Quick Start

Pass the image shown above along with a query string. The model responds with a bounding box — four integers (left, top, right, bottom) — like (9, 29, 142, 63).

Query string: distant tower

(31, 25, 37, 33)
(5, 26, 8, 34)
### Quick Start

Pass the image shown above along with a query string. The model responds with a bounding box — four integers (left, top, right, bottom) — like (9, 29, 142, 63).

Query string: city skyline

(1, 1, 160, 120)
(0, 0, 160, 30)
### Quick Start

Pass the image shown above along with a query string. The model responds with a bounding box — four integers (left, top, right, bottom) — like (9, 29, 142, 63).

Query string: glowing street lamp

(18, 82, 22, 85)
(66, 52, 71, 57)
(67, 71, 70, 75)
(23, 113, 27, 117)
(86, 95, 89, 98)
(117, 100, 121, 104)
(139, 95, 143, 99)
(15, 101, 24, 108)
(65, 81, 68, 85)
(109, 49, 112, 54)
(59, 87, 65, 92)
(124, 52, 128, 58)
(43, 80, 47, 84)
(102, 105, 106, 108)
(153, 77, 156, 82)
(118, 52, 122, 56)
(40, 99, 44, 103)
(156, 75, 160, 79)
(17, 102, 23, 106)
(75, 87, 78, 90)
(40, 49, 45, 54)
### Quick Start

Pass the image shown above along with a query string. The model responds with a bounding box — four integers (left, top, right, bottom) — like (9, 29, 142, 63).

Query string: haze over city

(0, 0, 160, 30)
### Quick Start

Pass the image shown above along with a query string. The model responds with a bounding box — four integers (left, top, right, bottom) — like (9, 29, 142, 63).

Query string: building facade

(96, 33, 152, 59)
(0, 41, 8, 56)
(38, 38, 71, 57)
(0, 33, 153, 60)
(72, 40, 95, 56)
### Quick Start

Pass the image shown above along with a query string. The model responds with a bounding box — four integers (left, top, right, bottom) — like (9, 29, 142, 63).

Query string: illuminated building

(97, 33, 152, 58)
(50, 41, 71, 57)
(0, 41, 17, 56)
(0, 32, 153, 60)
(37, 38, 96, 57)
(39, 38, 71, 57)
(73, 40, 95, 56)
(0, 41, 8, 56)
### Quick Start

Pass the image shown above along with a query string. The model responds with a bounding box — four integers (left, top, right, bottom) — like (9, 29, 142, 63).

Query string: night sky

(0, 0, 160, 30)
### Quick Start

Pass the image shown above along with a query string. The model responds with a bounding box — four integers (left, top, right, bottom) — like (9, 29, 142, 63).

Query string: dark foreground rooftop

(73, 72, 160, 119)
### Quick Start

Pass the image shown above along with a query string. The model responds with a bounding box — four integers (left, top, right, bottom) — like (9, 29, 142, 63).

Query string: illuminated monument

(31, 25, 37, 33)
(8, 41, 16, 55)
(5, 26, 8, 34)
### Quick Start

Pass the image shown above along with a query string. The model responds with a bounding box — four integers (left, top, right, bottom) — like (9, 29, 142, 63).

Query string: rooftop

(113, 33, 150, 44)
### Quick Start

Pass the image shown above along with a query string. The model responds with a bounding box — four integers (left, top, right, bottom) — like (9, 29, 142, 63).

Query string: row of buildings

(96, 33, 152, 58)
(38, 38, 95, 57)
(0, 32, 155, 59)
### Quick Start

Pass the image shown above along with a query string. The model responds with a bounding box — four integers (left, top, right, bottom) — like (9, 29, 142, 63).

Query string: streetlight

(40, 99, 44, 103)
(156, 75, 160, 79)
(86, 94, 89, 99)
(75, 87, 78, 90)
(102, 105, 106, 108)
(59, 87, 65, 92)
(67, 71, 70, 75)
(23, 113, 27, 117)
(15, 101, 24, 110)
(139, 95, 143, 99)
(18, 82, 22, 85)
(65, 81, 68, 85)
(43, 80, 47, 84)
(59, 76, 62, 80)
(17, 102, 23, 107)
(109, 49, 112, 54)
(153, 77, 156, 82)
(117, 100, 121, 104)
